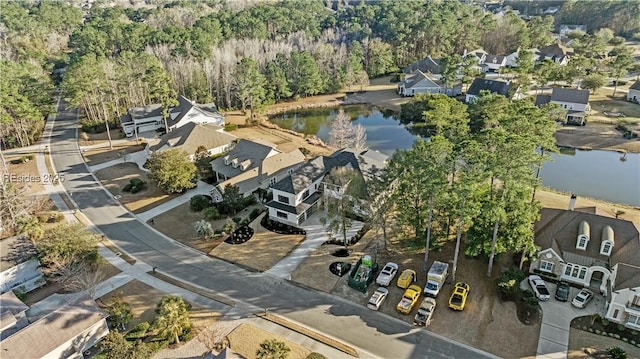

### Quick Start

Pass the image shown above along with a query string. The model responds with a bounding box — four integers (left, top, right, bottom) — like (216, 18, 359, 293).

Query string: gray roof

(402, 71, 441, 90)
(484, 55, 506, 65)
(210, 139, 277, 178)
(466, 78, 511, 97)
(168, 97, 224, 128)
(0, 296, 107, 359)
(150, 123, 236, 154)
(534, 208, 640, 290)
(272, 149, 388, 195)
(629, 80, 640, 91)
(550, 88, 590, 104)
(539, 43, 572, 57)
(535, 95, 552, 107)
(403, 56, 441, 75)
(121, 95, 223, 127)
(0, 235, 37, 272)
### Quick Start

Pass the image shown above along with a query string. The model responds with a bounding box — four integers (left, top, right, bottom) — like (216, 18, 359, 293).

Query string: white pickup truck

(528, 275, 550, 301)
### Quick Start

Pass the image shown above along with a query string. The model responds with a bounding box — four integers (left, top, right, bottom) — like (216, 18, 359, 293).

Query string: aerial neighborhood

(1, 1, 640, 359)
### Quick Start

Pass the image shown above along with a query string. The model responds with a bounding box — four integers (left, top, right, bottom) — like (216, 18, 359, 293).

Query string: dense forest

(0, 0, 638, 148)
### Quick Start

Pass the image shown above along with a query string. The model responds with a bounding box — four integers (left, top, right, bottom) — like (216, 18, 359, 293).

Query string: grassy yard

(98, 280, 219, 331)
(94, 163, 178, 213)
(226, 323, 311, 359)
(5, 153, 45, 195)
(589, 90, 640, 125)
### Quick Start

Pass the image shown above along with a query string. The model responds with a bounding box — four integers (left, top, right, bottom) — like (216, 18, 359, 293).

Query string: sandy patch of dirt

(94, 163, 177, 213)
(229, 125, 333, 158)
(78, 129, 123, 147)
(209, 213, 305, 272)
(588, 90, 640, 124)
(555, 125, 640, 153)
(83, 143, 146, 166)
(5, 153, 45, 194)
(227, 323, 311, 359)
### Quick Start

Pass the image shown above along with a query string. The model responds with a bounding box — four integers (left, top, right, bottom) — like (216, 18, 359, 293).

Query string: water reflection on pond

(269, 106, 640, 206)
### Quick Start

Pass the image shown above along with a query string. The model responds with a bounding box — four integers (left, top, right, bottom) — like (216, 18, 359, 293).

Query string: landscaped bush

(261, 215, 306, 235)
(122, 183, 133, 192)
(18, 155, 34, 163)
(125, 322, 150, 340)
(307, 353, 327, 359)
(242, 195, 257, 207)
(239, 218, 250, 227)
(203, 207, 221, 220)
(497, 266, 526, 301)
(190, 195, 211, 212)
(122, 178, 146, 193)
(232, 217, 242, 224)
(224, 124, 238, 131)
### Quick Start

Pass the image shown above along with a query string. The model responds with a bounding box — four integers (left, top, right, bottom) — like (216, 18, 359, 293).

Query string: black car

(555, 281, 570, 301)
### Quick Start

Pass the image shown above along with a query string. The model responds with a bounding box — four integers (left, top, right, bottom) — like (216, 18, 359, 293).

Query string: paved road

(49, 99, 499, 359)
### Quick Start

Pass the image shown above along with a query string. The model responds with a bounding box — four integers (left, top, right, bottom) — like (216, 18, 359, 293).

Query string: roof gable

(629, 80, 640, 91)
(550, 88, 590, 104)
(403, 70, 441, 89)
(467, 78, 511, 96)
(151, 123, 236, 154)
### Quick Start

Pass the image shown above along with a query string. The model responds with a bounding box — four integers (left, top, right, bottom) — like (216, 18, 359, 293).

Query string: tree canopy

(146, 149, 197, 194)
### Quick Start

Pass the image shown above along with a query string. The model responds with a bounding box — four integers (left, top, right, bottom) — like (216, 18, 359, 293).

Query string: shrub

(497, 267, 526, 301)
(307, 353, 327, 359)
(249, 208, 262, 220)
(125, 322, 150, 340)
(214, 228, 223, 235)
(130, 178, 143, 186)
(123, 183, 133, 192)
(242, 195, 257, 207)
(130, 182, 145, 193)
(18, 155, 34, 163)
(299, 147, 311, 156)
(203, 207, 220, 220)
(239, 219, 250, 227)
(224, 124, 238, 131)
(232, 217, 242, 224)
(602, 318, 610, 326)
(190, 195, 211, 212)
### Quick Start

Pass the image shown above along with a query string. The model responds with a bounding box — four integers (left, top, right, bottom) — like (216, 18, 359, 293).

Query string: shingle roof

(550, 88, 590, 104)
(0, 296, 106, 359)
(539, 43, 573, 57)
(535, 95, 552, 107)
(403, 56, 441, 75)
(613, 263, 640, 291)
(466, 78, 511, 96)
(484, 55, 506, 65)
(402, 70, 441, 90)
(210, 139, 278, 178)
(150, 123, 236, 154)
(534, 208, 640, 289)
(629, 80, 640, 91)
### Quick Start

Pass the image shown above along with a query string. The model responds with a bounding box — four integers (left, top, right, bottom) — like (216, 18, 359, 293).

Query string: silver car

(367, 287, 389, 311)
(571, 288, 594, 308)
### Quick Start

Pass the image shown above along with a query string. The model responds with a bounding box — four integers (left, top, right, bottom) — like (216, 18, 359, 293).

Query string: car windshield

(557, 286, 569, 295)
(426, 282, 437, 290)
(576, 295, 585, 302)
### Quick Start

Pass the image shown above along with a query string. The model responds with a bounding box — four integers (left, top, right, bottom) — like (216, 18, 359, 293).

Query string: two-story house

(149, 123, 237, 161)
(482, 55, 507, 73)
(537, 42, 573, 65)
(209, 139, 305, 202)
(529, 208, 640, 330)
(0, 236, 44, 295)
(535, 88, 590, 125)
(465, 78, 516, 103)
(120, 95, 224, 137)
(397, 70, 462, 97)
(402, 56, 442, 78)
(266, 149, 388, 227)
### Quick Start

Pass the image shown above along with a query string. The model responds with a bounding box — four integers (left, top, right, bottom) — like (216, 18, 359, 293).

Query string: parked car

(396, 269, 417, 289)
(572, 288, 594, 308)
(397, 284, 422, 314)
(376, 262, 399, 286)
(528, 275, 551, 301)
(367, 287, 389, 311)
(413, 297, 437, 327)
(448, 282, 470, 311)
(555, 282, 570, 302)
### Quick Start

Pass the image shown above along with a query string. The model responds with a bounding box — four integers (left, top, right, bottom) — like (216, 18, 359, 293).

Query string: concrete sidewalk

(136, 180, 213, 222)
(265, 212, 363, 280)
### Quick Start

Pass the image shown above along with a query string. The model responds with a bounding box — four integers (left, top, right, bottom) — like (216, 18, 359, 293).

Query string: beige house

(0, 296, 109, 358)
(150, 122, 237, 161)
(210, 139, 305, 202)
(530, 208, 640, 329)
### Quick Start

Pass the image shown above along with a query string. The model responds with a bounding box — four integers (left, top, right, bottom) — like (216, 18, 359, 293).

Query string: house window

(577, 236, 588, 250)
(632, 295, 640, 307)
(288, 168, 294, 175)
(613, 309, 620, 319)
(600, 241, 612, 256)
(578, 267, 587, 280)
(563, 263, 587, 280)
(302, 189, 310, 199)
(276, 211, 288, 219)
(269, 177, 277, 185)
(277, 195, 289, 204)
(627, 314, 640, 328)
(539, 261, 554, 272)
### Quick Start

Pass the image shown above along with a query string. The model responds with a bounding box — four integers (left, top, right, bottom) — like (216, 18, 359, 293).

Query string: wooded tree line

(384, 93, 558, 278)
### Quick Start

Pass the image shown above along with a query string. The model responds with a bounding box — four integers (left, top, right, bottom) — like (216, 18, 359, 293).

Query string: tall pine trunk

(423, 192, 434, 273)
(451, 198, 466, 282)
(487, 188, 507, 277)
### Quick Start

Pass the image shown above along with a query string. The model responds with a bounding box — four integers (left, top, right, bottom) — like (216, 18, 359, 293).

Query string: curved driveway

(50, 99, 499, 359)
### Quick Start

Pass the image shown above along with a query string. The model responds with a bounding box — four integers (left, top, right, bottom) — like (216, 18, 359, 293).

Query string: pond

(269, 106, 640, 207)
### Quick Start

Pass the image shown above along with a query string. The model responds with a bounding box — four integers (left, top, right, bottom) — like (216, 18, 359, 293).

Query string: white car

(528, 275, 551, 301)
(367, 287, 389, 311)
(414, 297, 437, 327)
(572, 288, 594, 308)
(376, 262, 399, 286)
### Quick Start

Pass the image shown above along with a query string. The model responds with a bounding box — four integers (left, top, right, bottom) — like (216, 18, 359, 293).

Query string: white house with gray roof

(209, 139, 305, 202)
(397, 70, 461, 97)
(150, 123, 236, 161)
(266, 149, 388, 226)
(627, 80, 640, 104)
(120, 95, 224, 137)
(530, 208, 640, 329)
(0, 235, 44, 295)
(535, 87, 590, 125)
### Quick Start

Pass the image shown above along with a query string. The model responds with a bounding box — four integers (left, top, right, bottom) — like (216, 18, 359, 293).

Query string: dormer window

(576, 221, 590, 250)
(600, 225, 614, 256)
(232, 158, 239, 168)
(240, 160, 251, 171)
(223, 155, 230, 165)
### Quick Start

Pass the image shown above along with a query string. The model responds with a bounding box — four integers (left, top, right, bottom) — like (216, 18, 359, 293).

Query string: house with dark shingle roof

(627, 80, 640, 104)
(402, 56, 442, 77)
(209, 139, 305, 202)
(482, 54, 507, 73)
(120, 95, 224, 137)
(266, 149, 388, 226)
(538, 42, 573, 65)
(535, 87, 590, 125)
(530, 208, 640, 329)
(397, 70, 461, 97)
(150, 123, 237, 161)
(465, 78, 516, 103)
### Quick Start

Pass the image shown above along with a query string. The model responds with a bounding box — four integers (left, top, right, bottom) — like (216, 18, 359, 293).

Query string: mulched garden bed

(331, 248, 350, 257)
(225, 225, 255, 244)
(260, 215, 306, 235)
(329, 262, 352, 277)
(571, 315, 640, 347)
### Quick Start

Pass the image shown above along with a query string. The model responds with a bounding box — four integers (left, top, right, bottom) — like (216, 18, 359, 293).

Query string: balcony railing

(625, 301, 640, 314)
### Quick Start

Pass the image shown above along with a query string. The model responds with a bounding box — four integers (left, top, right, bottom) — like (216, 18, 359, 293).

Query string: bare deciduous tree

(64, 267, 106, 298)
(328, 109, 355, 149)
(353, 124, 368, 152)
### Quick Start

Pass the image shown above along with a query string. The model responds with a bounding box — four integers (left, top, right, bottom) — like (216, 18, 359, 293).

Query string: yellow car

(397, 284, 422, 314)
(396, 269, 417, 289)
(448, 282, 470, 311)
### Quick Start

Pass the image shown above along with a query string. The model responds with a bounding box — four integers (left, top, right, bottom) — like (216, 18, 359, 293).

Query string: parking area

(522, 279, 606, 359)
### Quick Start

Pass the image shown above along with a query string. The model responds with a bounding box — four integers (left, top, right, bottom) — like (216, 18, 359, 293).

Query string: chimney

(569, 193, 577, 211)
(258, 163, 263, 184)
